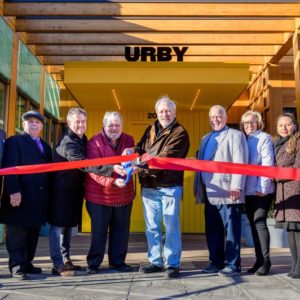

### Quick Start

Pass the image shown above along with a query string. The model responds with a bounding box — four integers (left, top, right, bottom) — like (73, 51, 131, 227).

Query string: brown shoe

(52, 265, 75, 277)
(64, 260, 82, 271)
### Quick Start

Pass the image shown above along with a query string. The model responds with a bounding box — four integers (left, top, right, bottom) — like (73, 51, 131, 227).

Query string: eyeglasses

(244, 121, 257, 126)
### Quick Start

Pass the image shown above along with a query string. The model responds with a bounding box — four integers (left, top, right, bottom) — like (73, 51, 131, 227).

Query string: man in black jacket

(0, 111, 52, 280)
(137, 96, 190, 279)
(48, 107, 126, 276)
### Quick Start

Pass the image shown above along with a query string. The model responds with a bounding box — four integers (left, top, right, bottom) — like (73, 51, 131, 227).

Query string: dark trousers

(86, 201, 132, 268)
(5, 225, 40, 273)
(245, 194, 273, 262)
(205, 199, 243, 271)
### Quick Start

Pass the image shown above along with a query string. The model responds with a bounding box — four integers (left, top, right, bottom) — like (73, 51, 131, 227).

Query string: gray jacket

(194, 126, 249, 205)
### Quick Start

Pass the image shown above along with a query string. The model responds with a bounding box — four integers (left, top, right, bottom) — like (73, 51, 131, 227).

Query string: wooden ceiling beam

(43, 55, 270, 65)
(269, 34, 294, 64)
(48, 65, 64, 74)
(27, 33, 284, 45)
(17, 19, 295, 33)
(35, 45, 277, 56)
(4, 2, 300, 17)
(26, 32, 285, 46)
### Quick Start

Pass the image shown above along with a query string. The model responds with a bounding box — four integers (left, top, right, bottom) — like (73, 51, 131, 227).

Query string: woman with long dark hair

(274, 113, 300, 279)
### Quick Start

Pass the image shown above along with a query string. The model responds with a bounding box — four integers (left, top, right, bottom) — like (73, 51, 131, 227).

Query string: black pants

(245, 194, 273, 262)
(5, 225, 40, 273)
(86, 201, 132, 268)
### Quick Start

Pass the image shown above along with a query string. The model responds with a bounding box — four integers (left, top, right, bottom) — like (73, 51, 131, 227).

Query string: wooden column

(293, 29, 300, 121)
(6, 32, 19, 136)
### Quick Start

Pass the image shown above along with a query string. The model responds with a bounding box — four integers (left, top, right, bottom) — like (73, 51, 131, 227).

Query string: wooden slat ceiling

(2, 0, 300, 109)
(3, 1, 300, 68)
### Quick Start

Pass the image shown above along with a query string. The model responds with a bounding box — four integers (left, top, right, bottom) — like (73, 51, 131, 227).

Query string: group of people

(0, 96, 299, 281)
(194, 106, 300, 279)
(0, 96, 189, 280)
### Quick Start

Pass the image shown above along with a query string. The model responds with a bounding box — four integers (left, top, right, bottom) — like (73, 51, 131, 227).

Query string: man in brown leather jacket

(137, 96, 190, 279)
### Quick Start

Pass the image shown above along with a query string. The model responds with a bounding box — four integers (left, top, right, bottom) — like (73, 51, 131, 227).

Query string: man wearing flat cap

(0, 110, 52, 280)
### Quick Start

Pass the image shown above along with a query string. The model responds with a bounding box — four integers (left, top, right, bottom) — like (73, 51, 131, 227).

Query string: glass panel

(51, 120, 58, 149)
(43, 115, 50, 143)
(17, 41, 42, 104)
(44, 72, 60, 120)
(0, 17, 13, 80)
(15, 96, 26, 134)
(0, 82, 6, 129)
(29, 102, 39, 111)
(283, 107, 297, 120)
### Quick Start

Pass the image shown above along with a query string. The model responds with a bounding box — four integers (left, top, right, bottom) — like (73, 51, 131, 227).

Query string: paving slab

(0, 234, 300, 299)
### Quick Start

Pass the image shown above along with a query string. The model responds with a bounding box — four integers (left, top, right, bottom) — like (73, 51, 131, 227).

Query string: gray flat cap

(22, 110, 45, 123)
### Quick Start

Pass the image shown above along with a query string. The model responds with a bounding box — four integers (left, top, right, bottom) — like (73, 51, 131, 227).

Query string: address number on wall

(147, 113, 157, 119)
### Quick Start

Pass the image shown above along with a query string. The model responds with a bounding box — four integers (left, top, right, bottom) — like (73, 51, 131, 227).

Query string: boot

(255, 259, 271, 276)
(247, 260, 263, 274)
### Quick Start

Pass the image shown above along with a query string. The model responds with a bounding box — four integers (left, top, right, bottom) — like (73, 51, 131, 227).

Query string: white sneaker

(218, 267, 240, 277)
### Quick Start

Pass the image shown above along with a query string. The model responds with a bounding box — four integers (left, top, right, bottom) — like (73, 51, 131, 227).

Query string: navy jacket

(0, 133, 51, 227)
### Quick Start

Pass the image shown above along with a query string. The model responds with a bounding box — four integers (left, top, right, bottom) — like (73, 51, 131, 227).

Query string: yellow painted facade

(81, 109, 212, 233)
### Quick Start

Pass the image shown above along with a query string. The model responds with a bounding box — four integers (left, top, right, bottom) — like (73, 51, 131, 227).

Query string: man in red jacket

(85, 111, 135, 274)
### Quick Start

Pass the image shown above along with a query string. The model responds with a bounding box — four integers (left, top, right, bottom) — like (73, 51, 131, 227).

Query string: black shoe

(165, 267, 180, 279)
(255, 260, 271, 276)
(139, 263, 163, 273)
(110, 263, 132, 272)
(25, 265, 42, 274)
(64, 260, 82, 271)
(86, 267, 99, 275)
(291, 274, 300, 279)
(247, 260, 263, 274)
(11, 270, 27, 280)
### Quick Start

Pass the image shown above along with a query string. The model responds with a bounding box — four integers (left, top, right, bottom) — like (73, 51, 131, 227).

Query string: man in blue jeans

(137, 96, 190, 279)
(194, 105, 248, 277)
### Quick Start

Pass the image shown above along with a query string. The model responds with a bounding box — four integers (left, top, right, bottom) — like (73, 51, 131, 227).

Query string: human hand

(132, 166, 140, 174)
(10, 192, 22, 207)
(229, 189, 240, 201)
(122, 148, 134, 156)
(114, 178, 126, 188)
(113, 165, 127, 177)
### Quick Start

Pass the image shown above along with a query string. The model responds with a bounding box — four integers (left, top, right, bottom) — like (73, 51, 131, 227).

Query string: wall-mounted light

(111, 89, 121, 110)
(190, 89, 201, 111)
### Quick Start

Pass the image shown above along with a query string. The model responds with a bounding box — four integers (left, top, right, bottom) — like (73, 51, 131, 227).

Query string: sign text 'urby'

(125, 46, 189, 62)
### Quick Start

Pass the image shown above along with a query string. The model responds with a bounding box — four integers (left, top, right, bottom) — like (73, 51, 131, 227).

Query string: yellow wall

(82, 109, 211, 233)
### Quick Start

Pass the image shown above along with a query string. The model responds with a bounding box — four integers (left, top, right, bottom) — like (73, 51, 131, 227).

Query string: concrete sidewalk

(0, 233, 299, 299)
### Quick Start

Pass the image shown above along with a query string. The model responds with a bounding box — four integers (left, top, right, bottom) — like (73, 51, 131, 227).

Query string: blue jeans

(142, 186, 182, 268)
(205, 199, 243, 272)
(49, 225, 72, 267)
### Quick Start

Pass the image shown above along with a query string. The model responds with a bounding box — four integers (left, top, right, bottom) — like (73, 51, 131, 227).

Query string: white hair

(155, 95, 176, 113)
(67, 107, 86, 123)
(103, 111, 123, 126)
(209, 105, 227, 118)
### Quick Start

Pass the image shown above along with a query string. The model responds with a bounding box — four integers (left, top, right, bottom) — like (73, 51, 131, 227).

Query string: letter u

(125, 47, 140, 61)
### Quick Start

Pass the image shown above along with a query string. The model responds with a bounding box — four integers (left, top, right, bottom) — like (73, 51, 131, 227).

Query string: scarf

(274, 136, 290, 156)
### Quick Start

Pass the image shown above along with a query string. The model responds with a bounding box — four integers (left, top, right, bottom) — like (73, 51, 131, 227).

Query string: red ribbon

(0, 153, 138, 176)
(0, 153, 300, 180)
(148, 157, 300, 180)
